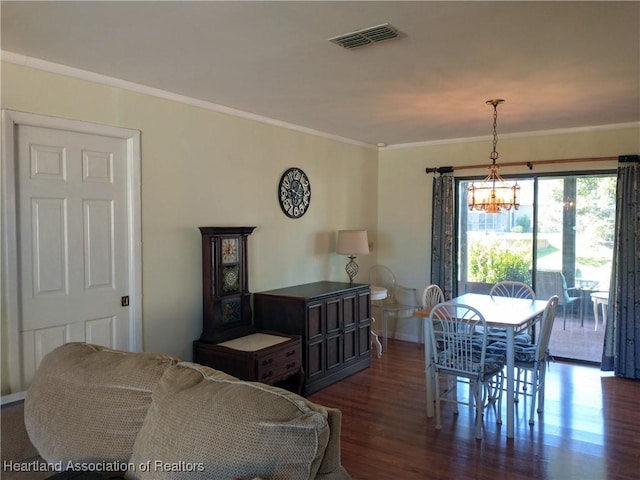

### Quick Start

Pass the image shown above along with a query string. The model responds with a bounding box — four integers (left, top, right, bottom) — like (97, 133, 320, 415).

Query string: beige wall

(2, 61, 639, 393)
(0, 62, 378, 393)
(378, 126, 639, 342)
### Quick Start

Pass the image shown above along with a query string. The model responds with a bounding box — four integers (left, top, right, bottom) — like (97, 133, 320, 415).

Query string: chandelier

(468, 99, 520, 213)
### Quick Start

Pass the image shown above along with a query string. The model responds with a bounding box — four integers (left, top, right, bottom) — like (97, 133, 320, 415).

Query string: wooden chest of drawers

(253, 281, 371, 395)
(193, 332, 303, 391)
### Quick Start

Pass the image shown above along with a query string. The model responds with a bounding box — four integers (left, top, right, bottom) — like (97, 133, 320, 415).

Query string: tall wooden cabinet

(253, 281, 371, 395)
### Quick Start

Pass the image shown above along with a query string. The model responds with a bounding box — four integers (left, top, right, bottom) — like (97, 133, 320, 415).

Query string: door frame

(1, 109, 142, 394)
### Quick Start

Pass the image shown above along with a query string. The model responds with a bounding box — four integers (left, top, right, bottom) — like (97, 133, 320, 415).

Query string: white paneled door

(2, 111, 142, 392)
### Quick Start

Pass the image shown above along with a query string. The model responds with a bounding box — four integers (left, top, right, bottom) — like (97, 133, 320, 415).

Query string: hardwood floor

(549, 309, 605, 364)
(308, 339, 639, 480)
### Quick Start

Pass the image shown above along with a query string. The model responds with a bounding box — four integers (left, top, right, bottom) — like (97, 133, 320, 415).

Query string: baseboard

(1, 391, 25, 406)
(388, 332, 424, 344)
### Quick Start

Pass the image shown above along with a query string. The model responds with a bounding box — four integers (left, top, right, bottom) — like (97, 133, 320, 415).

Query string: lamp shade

(336, 230, 370, 255)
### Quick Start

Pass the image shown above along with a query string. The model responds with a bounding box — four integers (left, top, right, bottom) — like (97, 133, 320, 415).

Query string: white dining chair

(427, 303, 505, 439)
(488, 280, 536, 342)
(516, 295, 559, 425)
(487, 295, 559, 425)
(421, 284, 445, 346)
(490, 280, 536, 300)
(422, 284, 445, 308)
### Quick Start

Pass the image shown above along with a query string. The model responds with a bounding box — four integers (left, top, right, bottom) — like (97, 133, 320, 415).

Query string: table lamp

(336, 229, 370, 283)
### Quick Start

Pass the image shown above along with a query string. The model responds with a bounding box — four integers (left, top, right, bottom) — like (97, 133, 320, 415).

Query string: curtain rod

(425, 156, 619, 174)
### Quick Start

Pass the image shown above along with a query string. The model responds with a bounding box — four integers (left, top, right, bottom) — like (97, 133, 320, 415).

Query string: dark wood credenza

(253, 281, 371, 395)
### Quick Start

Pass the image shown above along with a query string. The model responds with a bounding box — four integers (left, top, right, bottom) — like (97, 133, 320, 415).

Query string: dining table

(415, 292, 549, 438)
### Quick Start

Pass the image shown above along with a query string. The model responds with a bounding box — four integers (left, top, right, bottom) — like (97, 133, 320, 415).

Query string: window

(457, 178, 535, 292)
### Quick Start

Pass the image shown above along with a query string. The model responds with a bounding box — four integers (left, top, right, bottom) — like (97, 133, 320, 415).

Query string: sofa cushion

(25, 343, 178, 465)
(127, 362, 330, 480)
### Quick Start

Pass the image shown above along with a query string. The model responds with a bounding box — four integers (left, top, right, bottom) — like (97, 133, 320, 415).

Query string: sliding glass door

(535, 176, 615, 291)
(456, 172, 615, 363)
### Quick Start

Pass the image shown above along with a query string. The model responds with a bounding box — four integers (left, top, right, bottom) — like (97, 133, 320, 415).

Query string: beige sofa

(1, 343, 351, 480)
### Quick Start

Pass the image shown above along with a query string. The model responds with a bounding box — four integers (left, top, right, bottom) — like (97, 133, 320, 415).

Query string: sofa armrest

(1, 399, 49, 480)
(313, 406, 352, 479)
(1, 400, 40, 464)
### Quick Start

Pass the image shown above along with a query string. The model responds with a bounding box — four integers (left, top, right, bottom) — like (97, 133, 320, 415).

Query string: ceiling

(2, 1, 639, 147)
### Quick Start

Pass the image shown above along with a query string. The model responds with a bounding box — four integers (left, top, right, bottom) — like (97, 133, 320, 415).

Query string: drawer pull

(286, 362, 297, 369)
(261, 358, 273, 366)
(262, 370, 273, 379)
(286, 350, 296, 357)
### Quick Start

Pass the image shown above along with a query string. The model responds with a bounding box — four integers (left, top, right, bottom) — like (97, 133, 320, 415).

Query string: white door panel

(15, 124, 130, 385)
(86, 316, 117, 347)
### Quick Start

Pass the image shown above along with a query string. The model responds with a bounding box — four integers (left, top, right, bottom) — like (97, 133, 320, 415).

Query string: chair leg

(496, 373, 503, 425)
(537, 363, 547, 414)
(529, 362, 550, 426)
(475, 382, 483, 440)
(529, 370, 538, 425)
(447, 377, 460, 415)
(486, 374, 502, 425)
(434, 372, 442, 431)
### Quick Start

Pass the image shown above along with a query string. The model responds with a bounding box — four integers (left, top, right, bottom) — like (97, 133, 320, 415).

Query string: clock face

(278, 167, 311, 218)
(221, 238, 238, 264)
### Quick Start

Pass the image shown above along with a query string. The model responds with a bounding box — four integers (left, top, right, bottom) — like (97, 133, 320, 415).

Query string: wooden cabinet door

(342, 292, 358, 364)
(306, 301, 325, 380)
(325, 296, 342, 371)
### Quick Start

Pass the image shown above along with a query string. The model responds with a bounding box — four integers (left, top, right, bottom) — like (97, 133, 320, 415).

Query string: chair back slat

(490, 280, 536, 300)
(536, 295, 559, 362)
(429, 303, 487, 376)
(369, 265, 397, 303)
(422, 284, 444, 308)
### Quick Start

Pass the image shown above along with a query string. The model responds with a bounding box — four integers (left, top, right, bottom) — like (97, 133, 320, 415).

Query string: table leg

(383, 309, 388, 353)
(370, 316, 383, 358)
(593, 299, 599, 331)
(506, 328, 515, 438)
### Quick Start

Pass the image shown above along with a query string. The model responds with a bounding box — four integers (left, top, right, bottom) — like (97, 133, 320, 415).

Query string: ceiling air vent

(329, 23, 401, 49)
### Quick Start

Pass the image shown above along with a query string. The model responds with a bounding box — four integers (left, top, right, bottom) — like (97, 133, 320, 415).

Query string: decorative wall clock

(278, 167, 311, 218)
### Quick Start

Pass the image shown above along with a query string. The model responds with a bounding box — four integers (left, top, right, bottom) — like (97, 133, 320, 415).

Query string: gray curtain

(601, 155, 640, 377)
(430, 172, 455, 300)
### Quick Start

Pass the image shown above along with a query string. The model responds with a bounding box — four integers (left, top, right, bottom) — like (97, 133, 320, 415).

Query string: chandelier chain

(489, 99, 502, 163)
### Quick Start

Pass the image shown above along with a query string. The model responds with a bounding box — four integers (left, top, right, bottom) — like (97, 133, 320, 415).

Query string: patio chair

(535, 271, 580, 329)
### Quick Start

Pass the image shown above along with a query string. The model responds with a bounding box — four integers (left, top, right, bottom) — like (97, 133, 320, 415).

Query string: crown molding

(1, 51, 375, 150)
(3, 51, 636, 152)
(384, 122, 640, 151)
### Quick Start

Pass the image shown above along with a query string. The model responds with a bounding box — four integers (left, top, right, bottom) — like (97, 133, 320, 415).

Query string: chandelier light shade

(336, 229, 370, 283)
(468, 99, 520, 214)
